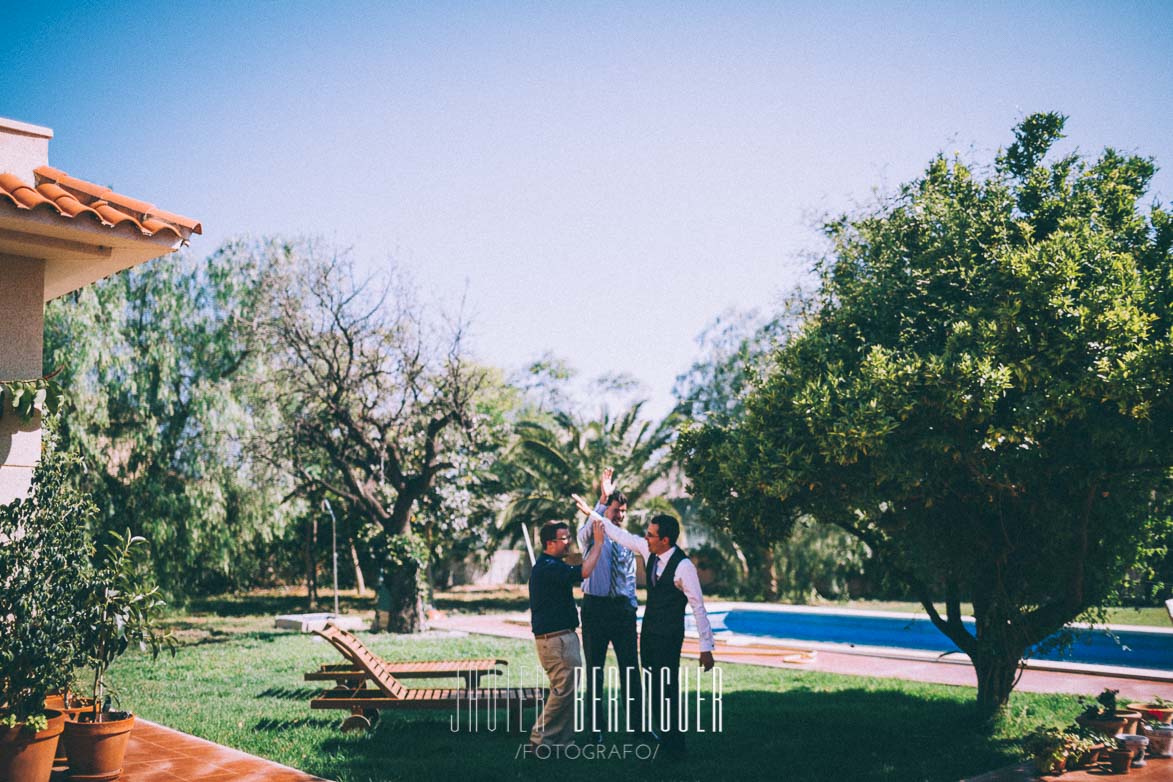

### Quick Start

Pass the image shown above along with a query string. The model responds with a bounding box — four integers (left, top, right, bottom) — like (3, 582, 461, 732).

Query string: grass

(104, 613, 1092, 782)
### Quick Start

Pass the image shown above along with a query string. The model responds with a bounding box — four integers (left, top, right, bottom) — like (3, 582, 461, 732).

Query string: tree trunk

(762, 545, 779, 601)
(382, 558, 427, 633)
(305, 515, 318, 608)
(349, 534, 367, 596)
(972, 647, 1021, 719)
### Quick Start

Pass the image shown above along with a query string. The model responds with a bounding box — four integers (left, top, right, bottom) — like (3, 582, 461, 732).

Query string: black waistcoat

(643, 547, 688, 639)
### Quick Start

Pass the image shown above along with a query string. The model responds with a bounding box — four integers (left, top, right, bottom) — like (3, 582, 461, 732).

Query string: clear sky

(3, 1, 1171, 417)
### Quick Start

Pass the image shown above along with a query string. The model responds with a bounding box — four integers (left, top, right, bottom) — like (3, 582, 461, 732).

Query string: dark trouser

(580, 595, 641, 734)
(641, 632, 685, 751)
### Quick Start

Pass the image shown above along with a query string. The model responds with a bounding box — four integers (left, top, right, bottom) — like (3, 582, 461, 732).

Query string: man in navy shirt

(528, 518, 604, 749)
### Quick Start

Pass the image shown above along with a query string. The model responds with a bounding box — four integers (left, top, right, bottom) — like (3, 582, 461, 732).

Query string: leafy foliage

(0, 428, 94, 725)
(674, 308, 874, 600)
(497, 401, 676, 544)
(0, 374, 65, 420)
(75, 529, 175, 718)
(43, 241, 300, 597)
(679, 113, 1173, 715)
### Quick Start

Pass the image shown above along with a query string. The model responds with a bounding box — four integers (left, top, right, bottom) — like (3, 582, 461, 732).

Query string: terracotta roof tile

(0, 165, 201, 240)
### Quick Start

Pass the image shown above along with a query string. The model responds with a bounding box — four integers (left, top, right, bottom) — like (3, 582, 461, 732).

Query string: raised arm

(598, 467, 615, 505)
(576, 498, 608, 551)
(581, 519, 606, 578)
(571, 494, 649, 560)
(576, 513, 592, 551)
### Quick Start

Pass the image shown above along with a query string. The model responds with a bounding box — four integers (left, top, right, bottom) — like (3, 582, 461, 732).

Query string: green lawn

(104, 615, 1089, 782)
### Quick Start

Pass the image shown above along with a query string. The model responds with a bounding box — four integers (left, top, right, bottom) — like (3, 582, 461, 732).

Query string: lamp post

(322, 499, 340, 616)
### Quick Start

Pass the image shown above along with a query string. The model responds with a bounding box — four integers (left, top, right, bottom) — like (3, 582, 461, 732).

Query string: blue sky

(3, 1, 1171, 416)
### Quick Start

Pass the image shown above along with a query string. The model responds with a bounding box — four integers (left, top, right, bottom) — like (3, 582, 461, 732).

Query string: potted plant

(43, 683, 95, 766)
(0, 444, 94, 782)
(1067, 725, 1110, 769)
(1022, 726, 1071, 776)
(61, 529, 175, 782)
(1116, 733, 1149, 767)
(1105, 737, 1135, 774)
(1141, 719, 1173, 758)
(1130, 695, 1173, 725)
(1077, 688, 1141, 736)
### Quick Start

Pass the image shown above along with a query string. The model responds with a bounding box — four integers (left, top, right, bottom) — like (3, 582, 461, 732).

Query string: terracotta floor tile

(52, 719, 330, 782)
(120, 770, 189, 782)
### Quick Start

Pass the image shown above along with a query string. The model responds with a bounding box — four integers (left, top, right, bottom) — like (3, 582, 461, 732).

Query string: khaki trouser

(529, 631, 582, 747)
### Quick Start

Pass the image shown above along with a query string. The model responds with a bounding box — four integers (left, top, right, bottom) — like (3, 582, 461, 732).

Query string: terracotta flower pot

(1114, 710, 1143, 736)
(1031, 754, 1066, 775)
(1131, 703, 1173, 725)
(1117, 734, 1148, 767)
(61, 711, 135, 782)
(1107, 747, 1133, 774)
(1070, 743, 1104, 769)
(43, 694, 96, 764)
(0, 709, 65, 782)
(1077, 712, 1126, 737)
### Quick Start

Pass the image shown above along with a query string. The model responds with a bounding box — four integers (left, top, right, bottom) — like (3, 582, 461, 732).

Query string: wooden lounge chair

(309, 624, 546, 731)
(306, 624, 506, 689)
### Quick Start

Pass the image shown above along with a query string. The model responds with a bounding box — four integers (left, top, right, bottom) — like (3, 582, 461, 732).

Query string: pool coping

(688, 602, 1173, 682)
(702, 601, 1173, 635)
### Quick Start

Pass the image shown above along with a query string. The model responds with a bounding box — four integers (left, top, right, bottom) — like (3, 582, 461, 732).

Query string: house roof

(0, 164, 202, 301)
(0, 165, 201, 240)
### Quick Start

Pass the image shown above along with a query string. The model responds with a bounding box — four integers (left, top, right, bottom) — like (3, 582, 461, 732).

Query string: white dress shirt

(587, 510, 715, 652)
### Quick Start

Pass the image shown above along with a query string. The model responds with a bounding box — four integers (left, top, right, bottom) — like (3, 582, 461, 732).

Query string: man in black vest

(572, 496, 715, 756)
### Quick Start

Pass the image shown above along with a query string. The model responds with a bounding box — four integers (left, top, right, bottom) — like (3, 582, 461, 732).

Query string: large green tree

(43, 241, 297, 596)
(678, 114, 1173, 716)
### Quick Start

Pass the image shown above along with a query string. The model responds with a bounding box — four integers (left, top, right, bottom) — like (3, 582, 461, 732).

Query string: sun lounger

(307, 624, 506, 689)
(308, 624, 545, 731)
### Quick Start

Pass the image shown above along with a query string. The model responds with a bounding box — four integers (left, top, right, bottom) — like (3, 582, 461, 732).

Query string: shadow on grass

(301, 686, 1023, 782)
(258, 686, 321, 700)
(186, 589, 529, 618)
(187, 593, 373, 617)
(432, 595, 530, 613)
(172, 628, 296, 648)
(254, 716, 339, 731)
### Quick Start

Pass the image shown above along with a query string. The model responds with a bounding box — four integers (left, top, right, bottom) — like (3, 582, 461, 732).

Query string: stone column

(0, 255, 46, 504)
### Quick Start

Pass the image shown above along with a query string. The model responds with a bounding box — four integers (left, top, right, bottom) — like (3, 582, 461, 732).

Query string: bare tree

(253, 245, 484, 631)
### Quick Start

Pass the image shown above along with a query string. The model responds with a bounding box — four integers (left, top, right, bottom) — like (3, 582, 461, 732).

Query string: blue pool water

(695, 608, 1173, 671)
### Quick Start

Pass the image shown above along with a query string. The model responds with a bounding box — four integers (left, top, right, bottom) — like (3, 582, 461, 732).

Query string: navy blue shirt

(529, 553, 583, 636)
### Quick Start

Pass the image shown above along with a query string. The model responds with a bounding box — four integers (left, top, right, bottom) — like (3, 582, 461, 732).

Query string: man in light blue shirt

(576, 467, 641, 739)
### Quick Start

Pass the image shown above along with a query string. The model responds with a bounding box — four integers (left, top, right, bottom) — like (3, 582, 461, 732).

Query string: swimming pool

(682, 605, 1173, 672)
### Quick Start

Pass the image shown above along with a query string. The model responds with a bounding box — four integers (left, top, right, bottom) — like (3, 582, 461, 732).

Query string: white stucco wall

(0, 117, 51, 184)
(0, 255, 45, 504)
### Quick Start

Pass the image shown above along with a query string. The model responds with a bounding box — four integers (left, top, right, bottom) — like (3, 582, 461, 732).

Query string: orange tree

(678, 114, 1173, 717)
